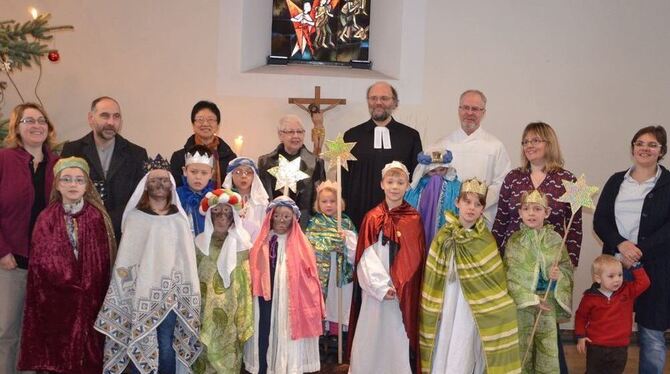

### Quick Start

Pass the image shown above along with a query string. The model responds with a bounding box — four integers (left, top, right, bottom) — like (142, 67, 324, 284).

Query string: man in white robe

(429, 90, 511, 226)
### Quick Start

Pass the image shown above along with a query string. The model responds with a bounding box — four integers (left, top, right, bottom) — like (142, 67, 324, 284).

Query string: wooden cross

(289, 86, 346, 156)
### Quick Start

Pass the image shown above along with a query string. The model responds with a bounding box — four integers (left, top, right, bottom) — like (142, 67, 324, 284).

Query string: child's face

(455, 192, 484, 228)
(518, 202, 549, 229)
(318, 190, 337, 217)
(183, 163, 213, 192)
(271, 206, 293, 234)
(427, 166, 449, 177)
(56, 167, 87, 204)
(231, 166, 254, 193)
(594, 263, 623, 293)
(380, 171, 409, 206)
(211, 203, 233, 234)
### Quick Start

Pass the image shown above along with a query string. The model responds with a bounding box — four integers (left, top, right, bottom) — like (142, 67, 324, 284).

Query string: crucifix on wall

(289, 86, 346, 156)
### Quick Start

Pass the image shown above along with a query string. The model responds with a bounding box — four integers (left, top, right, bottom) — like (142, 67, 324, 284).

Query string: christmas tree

(0, 12, 73, 144)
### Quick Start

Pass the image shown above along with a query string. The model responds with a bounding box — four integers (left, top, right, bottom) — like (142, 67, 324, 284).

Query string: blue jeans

(131, 311, 178, 374)
(638, 324, 667, 374)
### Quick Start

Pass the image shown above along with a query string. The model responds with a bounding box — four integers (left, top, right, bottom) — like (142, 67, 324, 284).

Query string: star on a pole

(557, 174, 599, 213)
(267, 154, 309, 195)
(321, 133, 357, 171)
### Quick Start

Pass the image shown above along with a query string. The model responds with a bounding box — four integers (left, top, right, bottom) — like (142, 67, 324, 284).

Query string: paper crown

(316, 180, 339, 194)
(185, 150, 214, 167)
(199, 188, 242, 215)
(381, 161, 410, 179)
(417, 150, 453, 165)
(521, 189, 548, 209)
(143, 154, 171, 173)
(460, 178, 488, 196)
(54, 156, 90, 176)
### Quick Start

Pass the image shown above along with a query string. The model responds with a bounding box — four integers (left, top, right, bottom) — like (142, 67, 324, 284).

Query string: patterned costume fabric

(306, 212, 356, 293)
(492, 168, 582, 266)
(503, 224, 573, 374)
(94, 210, 201, 374)
(405, 174, 461, 249)
(193, 235, 253, 374)
(419, 213, 521, 374)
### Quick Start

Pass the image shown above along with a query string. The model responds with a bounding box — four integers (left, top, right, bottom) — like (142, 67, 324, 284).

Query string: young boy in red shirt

(574, 254, 650, 373)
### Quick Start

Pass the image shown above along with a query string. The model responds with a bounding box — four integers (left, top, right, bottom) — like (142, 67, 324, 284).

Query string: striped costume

(419, 213, 521, 374)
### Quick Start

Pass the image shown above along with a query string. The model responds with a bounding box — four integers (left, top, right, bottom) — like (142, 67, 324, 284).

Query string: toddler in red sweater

(574, 254, 650, 373)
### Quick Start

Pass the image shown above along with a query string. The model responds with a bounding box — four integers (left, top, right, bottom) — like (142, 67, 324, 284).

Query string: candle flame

(29, 7, 39, 19)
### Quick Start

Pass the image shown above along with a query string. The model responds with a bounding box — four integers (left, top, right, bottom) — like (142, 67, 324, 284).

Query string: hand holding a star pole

(319, 133, 357, 364)
(522, 174, 599, 366)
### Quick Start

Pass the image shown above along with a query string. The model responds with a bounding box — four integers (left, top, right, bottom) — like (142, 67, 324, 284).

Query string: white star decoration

(267, 155, 309, 195)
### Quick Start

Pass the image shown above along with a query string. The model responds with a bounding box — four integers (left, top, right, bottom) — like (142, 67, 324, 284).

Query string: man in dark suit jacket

(60, 96, 148, 242)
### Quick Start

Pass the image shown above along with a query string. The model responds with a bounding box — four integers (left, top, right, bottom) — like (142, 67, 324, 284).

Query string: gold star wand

(320, 133, 356, 364)
(523, 174, 599, 367)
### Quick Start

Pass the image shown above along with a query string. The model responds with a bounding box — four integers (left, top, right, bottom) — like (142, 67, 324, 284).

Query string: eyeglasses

(280, 129, 306, 136)
(459, 105, 485, 113)
(522, 138, 546, 147)
(633, 141, 661, 149)
(20, 117, 48, 126)
(367, 96, 394, 103)
(59, 176, 87, 185)
(233, 169, 253, 177)
(194, 117, 218, 125)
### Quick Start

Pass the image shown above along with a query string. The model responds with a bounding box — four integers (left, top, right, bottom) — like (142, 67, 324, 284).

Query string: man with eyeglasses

(430, 89, 511, 226)
(258, 114, 325, 228)
(61, 96, 148, 242)
(341, 81, 423, 228)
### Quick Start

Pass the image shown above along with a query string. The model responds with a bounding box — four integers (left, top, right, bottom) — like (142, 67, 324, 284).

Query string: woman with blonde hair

(491, 121, 581, 374)
(0, 102, 59, 373)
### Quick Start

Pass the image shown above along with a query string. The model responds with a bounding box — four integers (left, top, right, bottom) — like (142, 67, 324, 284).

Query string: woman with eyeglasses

(493, 122, 582, 266)
(17, 157, 116, 373)
(170, 100, 237, 188)
(594, 125, 670, 373)
(0, 103, 59, 373)
(492, 121, 580, 373)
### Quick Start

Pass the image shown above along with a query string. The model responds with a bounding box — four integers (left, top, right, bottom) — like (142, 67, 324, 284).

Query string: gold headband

(460, 178, 487, 196)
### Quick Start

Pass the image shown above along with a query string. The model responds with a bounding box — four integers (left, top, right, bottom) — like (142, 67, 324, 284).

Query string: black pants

(586, 345, 627, 374)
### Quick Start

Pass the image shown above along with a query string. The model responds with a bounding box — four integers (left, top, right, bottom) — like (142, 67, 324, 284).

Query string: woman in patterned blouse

(492, 121, 582, 266)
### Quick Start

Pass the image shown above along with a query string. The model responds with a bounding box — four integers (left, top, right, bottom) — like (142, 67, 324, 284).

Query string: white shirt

(430, 127, 512, 226)
(614, 166, 661, 244)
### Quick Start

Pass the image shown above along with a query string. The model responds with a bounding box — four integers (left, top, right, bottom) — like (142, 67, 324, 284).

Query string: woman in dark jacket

(170, 100, 237, 187)
(0, 103, 59, 373)
(594, 125, 670, 374)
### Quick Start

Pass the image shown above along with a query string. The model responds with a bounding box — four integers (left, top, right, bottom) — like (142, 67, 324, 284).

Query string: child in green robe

(503, 190, 573, 374)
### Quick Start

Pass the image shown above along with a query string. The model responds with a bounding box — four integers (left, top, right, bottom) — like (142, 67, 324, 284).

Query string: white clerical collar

(374, 126, 392, 149)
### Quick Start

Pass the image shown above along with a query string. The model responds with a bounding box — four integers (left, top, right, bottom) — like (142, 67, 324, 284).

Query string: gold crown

(460, 178, 488, 196)
(521, 189, 548, 209)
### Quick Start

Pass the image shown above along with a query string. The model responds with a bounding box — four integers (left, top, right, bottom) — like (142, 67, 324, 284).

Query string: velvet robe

(346, 201, 425, 372)
(18, 202, 111, 373)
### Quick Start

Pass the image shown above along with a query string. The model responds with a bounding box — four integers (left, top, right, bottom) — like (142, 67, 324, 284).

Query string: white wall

(4, 0, 669, 326)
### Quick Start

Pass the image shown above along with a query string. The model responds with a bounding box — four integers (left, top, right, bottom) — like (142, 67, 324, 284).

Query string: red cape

(18, 202, 111, 373)
(347, 201, 425, 370)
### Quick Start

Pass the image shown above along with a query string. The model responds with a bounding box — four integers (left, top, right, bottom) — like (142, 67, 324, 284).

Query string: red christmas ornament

(47, 50, 60, 62)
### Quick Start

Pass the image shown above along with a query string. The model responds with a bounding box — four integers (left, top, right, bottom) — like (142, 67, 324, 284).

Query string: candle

(233, 135, 244, 155)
